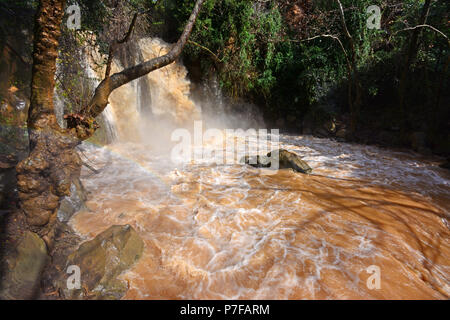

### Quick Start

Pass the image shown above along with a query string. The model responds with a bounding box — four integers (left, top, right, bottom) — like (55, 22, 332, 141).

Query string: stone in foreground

(0, 231, 49, 299)
(57, 224, 144, 300)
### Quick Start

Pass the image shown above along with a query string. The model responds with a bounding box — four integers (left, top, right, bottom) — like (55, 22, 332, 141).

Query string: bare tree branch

(335, 0, 352, 43)
(117, 12, 138, 44)
(83, 0, 205, 121)
(188, 40, 223, 65)
(297, 34, 351, 70)
(393, 24, 449, 44)
(105, 12, 139, 78)
(81, 159, 100, 174)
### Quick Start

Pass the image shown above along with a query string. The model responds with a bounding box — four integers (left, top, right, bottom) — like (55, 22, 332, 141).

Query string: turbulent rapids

(70, 39, 450, 300)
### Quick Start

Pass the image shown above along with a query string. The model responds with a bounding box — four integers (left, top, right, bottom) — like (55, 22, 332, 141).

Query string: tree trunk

(83, 0, 205, 119)
(335, 0, 362, 134)
(15, 0, 80, 246)
(398, 0, 432, 130)
(16, 0, 206, 247)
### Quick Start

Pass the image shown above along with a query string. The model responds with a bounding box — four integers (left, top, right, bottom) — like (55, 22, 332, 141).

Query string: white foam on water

(71, 38, 450, 300)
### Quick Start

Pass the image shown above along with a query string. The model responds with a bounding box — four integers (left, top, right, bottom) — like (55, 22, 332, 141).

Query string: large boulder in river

(269, 149, 313, 174)
(0, 231, 49, 299)
(57, 224, 144, 300)
(241, 149, 312, 174)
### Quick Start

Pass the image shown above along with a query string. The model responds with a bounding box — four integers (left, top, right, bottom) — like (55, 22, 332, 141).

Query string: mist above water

(71, 38, 450, 300)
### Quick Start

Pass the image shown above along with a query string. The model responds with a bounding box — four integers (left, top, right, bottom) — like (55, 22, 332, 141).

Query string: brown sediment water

(71, 39, 450, 300)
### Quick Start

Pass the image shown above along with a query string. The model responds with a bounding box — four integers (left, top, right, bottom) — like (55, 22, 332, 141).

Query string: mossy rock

(58, 224, 144, 300)
(0, 231, 49, 299)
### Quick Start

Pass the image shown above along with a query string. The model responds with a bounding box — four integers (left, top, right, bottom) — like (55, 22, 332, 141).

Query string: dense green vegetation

(1, 0, 449, 154)
(161, 0, 449, 152)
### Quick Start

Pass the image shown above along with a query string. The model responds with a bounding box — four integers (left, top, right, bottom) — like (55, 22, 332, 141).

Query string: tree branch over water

(83, 0, 206, 120)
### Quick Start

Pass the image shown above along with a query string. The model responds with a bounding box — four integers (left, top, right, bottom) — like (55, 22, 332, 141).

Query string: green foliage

(163, 0, 286, 101)
(1, 0, 449, 153)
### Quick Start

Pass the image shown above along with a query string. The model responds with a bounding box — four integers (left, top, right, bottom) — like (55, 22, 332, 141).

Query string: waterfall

(105, 38, 201, 142)
(54, 37, 201, 144)
(54, 60, 66, 128)
(83, 56, 119, 143)
(54, 47, 119, 143)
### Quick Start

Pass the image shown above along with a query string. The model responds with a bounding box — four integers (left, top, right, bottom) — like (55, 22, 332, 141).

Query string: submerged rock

(0, 231, 49, 299)
(57, 224, 144, 300)
(241, 149, 312, 174)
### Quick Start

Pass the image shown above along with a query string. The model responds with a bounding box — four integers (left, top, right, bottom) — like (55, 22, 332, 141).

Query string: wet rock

(39, 222, 82, 299)
(0, 168, 15, 207)
(57, 178, 87, 223)
(240, 155, 271, 168)
(0, 155, 17, 208)
(241, 149, 312, 174)
(268, 149, 312, 174)
(323, 118, 337, 134)
(57, 224, 144, 300)
(0, 154, 18, 170)
(0, 231, 49, 299)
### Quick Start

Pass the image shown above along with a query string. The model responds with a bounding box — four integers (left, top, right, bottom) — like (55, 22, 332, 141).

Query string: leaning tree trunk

(82, 0, 206, 119)
(16, 0, 205, 248)
(15, 0, 82, 247)
(398, 0, 432, 131)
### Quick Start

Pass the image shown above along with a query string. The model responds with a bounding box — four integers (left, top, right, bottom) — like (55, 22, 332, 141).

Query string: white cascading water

(105, 38, 202, 142)
(71, 38, 450, 300)
(84, 56, 118, 143)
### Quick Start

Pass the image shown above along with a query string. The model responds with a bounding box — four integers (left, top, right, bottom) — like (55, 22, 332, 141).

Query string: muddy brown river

(71, 134, 450, 299)
(71, 38, 449, 299)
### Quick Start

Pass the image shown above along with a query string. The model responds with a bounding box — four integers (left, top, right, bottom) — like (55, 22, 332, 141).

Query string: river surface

(70, 38, 450, 300)
(71, 134, 450, 299)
